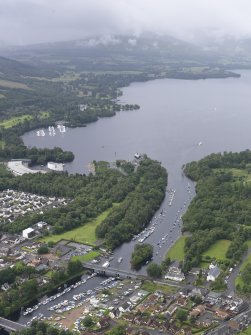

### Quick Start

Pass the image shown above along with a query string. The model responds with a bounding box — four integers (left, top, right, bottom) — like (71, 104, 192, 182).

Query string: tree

(106, 325, 126, 335)
(37, 245, 49, 254)
(67, 259, 82, 275)
(147, 262, 162, 278)
(82, 316, 94, 328)
(176, 309, 188, 322)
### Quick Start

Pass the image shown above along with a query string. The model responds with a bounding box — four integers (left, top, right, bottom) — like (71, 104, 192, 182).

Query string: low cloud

(1, 0, 251, 45)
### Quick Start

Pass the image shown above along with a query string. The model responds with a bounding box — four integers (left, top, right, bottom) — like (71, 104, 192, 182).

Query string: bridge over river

(83, 262, 183, 289)
(0, 317, 25, 333)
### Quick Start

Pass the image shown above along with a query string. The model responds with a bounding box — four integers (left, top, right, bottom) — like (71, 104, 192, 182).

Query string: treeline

(14, 321, 74, 335)
(1, 157, 167, 242)
(239, 263, 251, 293)
(96, 157, 167, 249)
(1, 161, 138, 234)
(182, 150, 251, 272)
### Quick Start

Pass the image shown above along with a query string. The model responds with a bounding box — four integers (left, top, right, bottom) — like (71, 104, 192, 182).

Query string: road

(0, 317, 25, 332)
(226, 247, 251, 295)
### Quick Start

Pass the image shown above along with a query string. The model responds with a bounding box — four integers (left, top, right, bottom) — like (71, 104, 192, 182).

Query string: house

(207, 265, 220, 281)
(206, 291, 222, 303)
(215, 309, 230, 320)
(36, 221, 48, 229)
(165, 261, 185, 282)
(35, 264, 48, 272)
(109, 308, 120, 319)
(119, 302, 131, 313)
(1, 283, 10, 291)
(166, 302, 177, 316)
(22, 227, 35, 239)
(179, 287, 191, 297)
(176, 296, 188, 307)
(97, 317, 110, 329)
(189, 305, 206, 318)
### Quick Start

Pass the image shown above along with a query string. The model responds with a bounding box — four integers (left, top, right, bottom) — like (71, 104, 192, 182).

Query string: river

(22, 70, 251, 273)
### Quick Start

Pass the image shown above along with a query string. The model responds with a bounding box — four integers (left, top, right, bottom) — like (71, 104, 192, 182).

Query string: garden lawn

(165, 236, 186, 261)
(202, 239, 231, 261)
(141, 280, 176, 294)
(41, 206, 116, 245)
(71, 250, 100, 263)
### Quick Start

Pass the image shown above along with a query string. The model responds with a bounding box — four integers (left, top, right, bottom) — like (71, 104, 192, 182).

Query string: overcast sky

(1, 0, 251, 45)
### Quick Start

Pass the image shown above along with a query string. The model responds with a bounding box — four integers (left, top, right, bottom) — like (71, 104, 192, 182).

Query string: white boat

(134, 153, 140, 159)
(198, 141, 202, 146)
(118, 257, 123, 263)
(102, 261, 110, 268)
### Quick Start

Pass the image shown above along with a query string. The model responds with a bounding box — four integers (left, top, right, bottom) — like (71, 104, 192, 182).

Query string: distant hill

(0, 34, 220, 73)
(0, 56, 45, 81)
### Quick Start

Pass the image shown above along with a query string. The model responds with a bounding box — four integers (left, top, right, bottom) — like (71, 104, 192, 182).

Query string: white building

(22, 227, 35, 239)
(165, 262, 185, 282)
(37, 221, 47, 229)
(207, 265, 220, 282)
(47, 162, 64, 172)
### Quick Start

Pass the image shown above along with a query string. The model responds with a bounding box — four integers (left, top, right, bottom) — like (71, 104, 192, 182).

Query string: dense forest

(0, 157, 167, 251)
(182, 150, 251, 272)
(96, 158, 167, 249)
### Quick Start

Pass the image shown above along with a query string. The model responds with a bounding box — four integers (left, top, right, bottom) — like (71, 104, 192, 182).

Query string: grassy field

(71, 250, 100, 263)
(235, 253, 251, 289)
(41, 206, 115, 245)
(202, 239, 231, 261)
(0, 114, 33, 128)
(141, 280, 176, 294)
(237, 325, 251, 335)
(165, 236, 187, 261)
(0, 79, 30, 90)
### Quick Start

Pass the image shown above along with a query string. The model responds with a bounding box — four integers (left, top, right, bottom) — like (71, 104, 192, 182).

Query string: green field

(0, 115, 33, 128)
(238, 325, 251, 335)
(41, 206, 116, 245)
(72, 250, 100, 263)
(141, 280, 176, 294)
(202, 239, 231, 260)
(235, 253, 251, 289)
(165, 236, 187, 261)
(0, 79, 30, 90)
